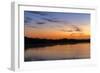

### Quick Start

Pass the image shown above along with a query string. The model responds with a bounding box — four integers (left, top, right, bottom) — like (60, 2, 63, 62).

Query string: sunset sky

(24, 11, 90, 39)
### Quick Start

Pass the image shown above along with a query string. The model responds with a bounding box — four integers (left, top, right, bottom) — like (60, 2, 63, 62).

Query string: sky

(24, 11, 90, 39)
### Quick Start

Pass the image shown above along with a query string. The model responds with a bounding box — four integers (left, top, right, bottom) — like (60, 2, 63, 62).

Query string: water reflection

(24, 43, 90, 61)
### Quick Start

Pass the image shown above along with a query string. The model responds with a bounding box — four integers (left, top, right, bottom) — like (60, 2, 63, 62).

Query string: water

(24, 43, 90, 61)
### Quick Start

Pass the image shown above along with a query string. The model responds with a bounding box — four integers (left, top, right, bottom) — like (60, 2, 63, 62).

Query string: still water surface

(24, 43, 90, 61)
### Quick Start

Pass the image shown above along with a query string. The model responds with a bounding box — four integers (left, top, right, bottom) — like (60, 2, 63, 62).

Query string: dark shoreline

(25, 56, 90, 62)
(24, 37, 90, 49)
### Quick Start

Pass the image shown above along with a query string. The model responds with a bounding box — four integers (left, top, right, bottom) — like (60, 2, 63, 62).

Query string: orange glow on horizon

(25, 29, 90, 40)
(24, 23, 90, 40)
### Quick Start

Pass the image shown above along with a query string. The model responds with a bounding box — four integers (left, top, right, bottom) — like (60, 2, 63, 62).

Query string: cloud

(25, 25, 38, 29)
(71, 25, 81, 32)
(42, 18, 62, 23)
(61, 29, 73, 32)
(27, 11, 48, 16)
(24, 11, 83, 33)
(36, 21, 45, 24)
(60, 24, 82, 33)
(24, 16, 33, 24)
(24, 11, 71, 27)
